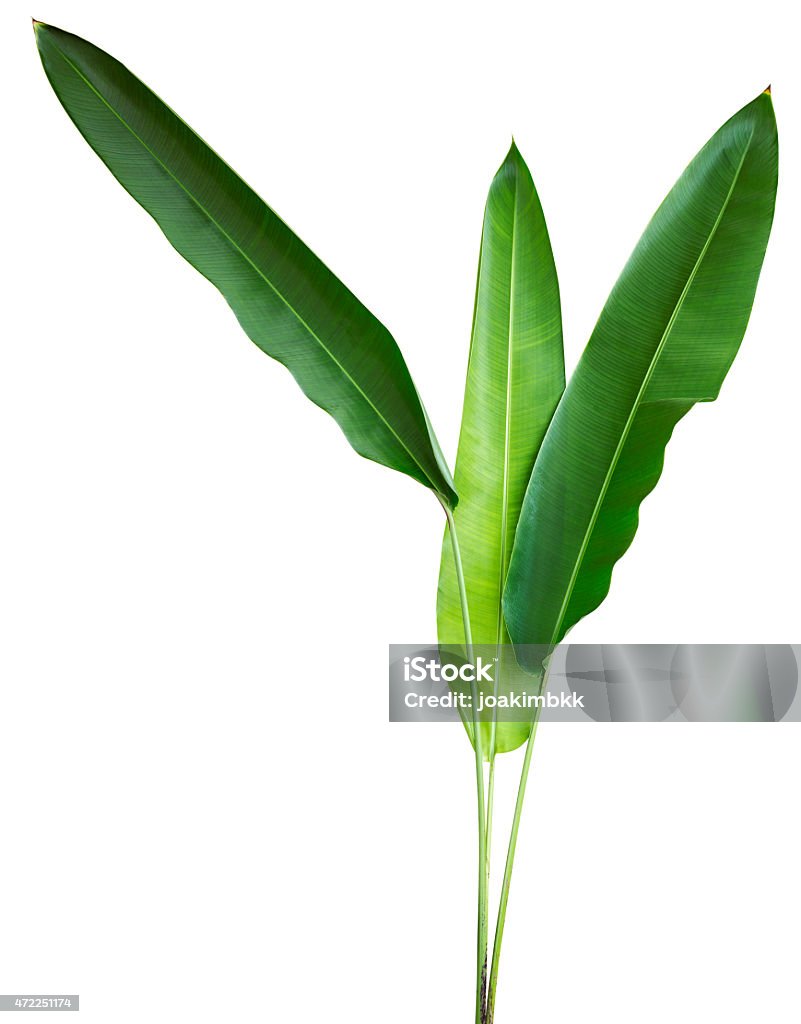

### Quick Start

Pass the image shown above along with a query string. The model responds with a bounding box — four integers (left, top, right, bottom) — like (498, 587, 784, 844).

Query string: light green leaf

(34, 23, 457, 507)
(504, 91, 778, 662)
(438, 143, 564, 754)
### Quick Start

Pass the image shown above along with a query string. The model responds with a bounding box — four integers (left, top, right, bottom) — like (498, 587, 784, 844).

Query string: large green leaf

(438, 143, 564, 754)
(504, 91, 778, 663)
(34, 23, 456, 507)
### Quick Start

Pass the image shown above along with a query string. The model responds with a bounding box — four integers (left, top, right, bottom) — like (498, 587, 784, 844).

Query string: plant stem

(485, 755, 495, 895)
(485, 717, 498, 966)
(486, 663, 550, 1024)
(485, 642, 502, 923)
(441, 499, 488, 1024)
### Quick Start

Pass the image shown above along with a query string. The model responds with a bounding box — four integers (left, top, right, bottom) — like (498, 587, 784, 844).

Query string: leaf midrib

(494, 177, 519, 648)
(548, 131, 754, 647)
(49, 37, 440, 495)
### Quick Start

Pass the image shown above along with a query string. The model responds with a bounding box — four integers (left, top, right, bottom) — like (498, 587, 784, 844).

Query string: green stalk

(485, 639, 502, 925)
(485, 755, 496, 898)
(486, 664, 550, 1024)
(441, 500, 488, 1024)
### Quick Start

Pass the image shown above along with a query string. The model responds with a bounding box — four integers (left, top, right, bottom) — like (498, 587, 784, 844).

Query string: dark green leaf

(504, 91, 778, 661)
(34, 23, 457, 506)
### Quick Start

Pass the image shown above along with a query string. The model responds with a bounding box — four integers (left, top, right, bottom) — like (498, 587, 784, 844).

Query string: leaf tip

(504, 137, 524, 170)
(763, 83, 772, 95)
(32, 17, 49, 40)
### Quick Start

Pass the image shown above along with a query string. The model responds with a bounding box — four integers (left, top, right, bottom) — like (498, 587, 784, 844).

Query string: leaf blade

(34, 22, 457, 506)
(438, 143, 564, 753)
(504, 91, 778, 659)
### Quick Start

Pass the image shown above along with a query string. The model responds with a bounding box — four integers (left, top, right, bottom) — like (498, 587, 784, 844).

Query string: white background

(1, 1, 799, 1021)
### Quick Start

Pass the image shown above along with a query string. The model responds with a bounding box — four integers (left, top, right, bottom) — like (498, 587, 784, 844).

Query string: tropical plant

(34, 21, 778, 1023)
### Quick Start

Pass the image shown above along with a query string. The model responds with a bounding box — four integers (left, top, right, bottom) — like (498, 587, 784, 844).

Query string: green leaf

(438, 143, 564, 754)
(504, 91, 778, 663)
(33, 23, 457, 507)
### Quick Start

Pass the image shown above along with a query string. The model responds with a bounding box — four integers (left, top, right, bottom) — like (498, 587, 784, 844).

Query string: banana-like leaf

(34, 23, 457, 507)
(438, 143, 564, 754)
(503, 91, 778, 663)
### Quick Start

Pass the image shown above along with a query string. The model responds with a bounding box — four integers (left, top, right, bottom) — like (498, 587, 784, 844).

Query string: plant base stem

(486, 661, 550, 1023)
(441, 500, 488, 1024)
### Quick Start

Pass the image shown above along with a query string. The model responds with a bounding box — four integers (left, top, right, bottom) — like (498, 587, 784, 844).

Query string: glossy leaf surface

(504, 92, 778, 663)
(34, 23, 457, 506)
(438, 144, 564, 753)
